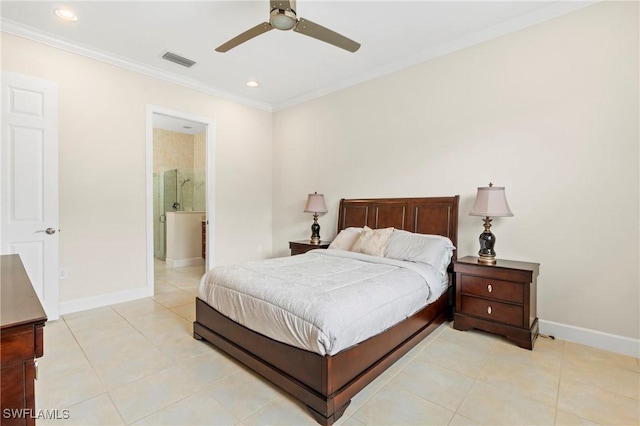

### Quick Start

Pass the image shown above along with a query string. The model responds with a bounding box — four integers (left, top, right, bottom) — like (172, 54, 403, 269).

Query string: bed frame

(193, 196, 459, 425)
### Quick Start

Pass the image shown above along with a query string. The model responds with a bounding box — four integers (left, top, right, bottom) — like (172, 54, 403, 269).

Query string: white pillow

(385, 229, 455, 274)
(328, 227, 363, 251)
(351, 226, 394, 257)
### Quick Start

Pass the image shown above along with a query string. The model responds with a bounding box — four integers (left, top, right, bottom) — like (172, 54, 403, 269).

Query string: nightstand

(453, 256, 540, 350)
(289, 240, 331, 255)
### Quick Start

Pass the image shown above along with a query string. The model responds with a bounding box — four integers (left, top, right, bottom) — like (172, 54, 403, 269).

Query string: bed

(193, 196, 459, 425)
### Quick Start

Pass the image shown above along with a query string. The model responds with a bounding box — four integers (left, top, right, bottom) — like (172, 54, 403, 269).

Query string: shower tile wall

(193, 131, 206, 212)
(153, 128, 206, 212)
(153, 128, 195, 175)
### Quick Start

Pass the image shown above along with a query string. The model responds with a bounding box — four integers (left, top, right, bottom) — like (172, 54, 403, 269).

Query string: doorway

(152, 118, 206, 263)
(146, 105, 215, 295)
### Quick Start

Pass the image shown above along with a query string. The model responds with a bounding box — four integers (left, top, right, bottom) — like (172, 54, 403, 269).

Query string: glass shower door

(153, 169, 178, 260)
(153, 173, 165, 260)
(164, 169, 178, 213)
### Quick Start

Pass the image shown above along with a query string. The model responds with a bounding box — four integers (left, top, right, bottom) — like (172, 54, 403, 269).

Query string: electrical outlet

(59, 267, 68, 279)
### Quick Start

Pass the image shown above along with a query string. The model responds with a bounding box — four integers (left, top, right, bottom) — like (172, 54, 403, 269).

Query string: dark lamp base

(478, 222, 497, 265)
(310, 214, 321, 245)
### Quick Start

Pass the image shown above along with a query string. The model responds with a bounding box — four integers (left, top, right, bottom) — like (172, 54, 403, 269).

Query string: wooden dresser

(1, 255, 47, 426)
(453, 256, 539, 349)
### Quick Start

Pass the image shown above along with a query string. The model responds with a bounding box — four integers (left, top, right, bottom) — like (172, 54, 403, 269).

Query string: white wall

(165, 212, 204, 268)
(1, 33, 273, 304)
(273, 2, 639, 341)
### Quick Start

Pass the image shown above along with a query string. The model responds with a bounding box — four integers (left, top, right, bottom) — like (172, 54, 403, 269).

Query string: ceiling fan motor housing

(270, 8, 297, 30)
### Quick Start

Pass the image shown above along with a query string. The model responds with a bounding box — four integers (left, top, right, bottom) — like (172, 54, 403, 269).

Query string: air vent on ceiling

(161, 51, 196, 68)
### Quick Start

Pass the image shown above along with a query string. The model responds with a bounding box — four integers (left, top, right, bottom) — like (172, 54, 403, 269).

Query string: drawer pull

(487, 284, 493, 293)
(487, 306, 492, 314)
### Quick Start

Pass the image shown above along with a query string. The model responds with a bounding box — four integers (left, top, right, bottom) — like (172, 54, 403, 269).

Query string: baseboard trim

(166, 257, 204, 268)
(539, 320, 640, 358)
(58, 297, 640, 358)
(59, 286, 153, 316)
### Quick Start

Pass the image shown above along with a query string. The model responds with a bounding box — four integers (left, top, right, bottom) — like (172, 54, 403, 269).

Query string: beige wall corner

(273, 1, 640, 341)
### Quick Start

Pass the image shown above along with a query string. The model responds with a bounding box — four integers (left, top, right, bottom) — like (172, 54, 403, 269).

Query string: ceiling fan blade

(215, 22, 273, 52)
(294, 18, 360, 53)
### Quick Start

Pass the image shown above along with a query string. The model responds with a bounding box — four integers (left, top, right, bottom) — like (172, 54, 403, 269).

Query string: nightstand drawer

(460, 275, 523, 304)
(289, 240, 331, 256)
(459, 295, 523, 327)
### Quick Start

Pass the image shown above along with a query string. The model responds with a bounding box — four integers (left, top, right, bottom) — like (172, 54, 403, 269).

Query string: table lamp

(304, 192, 328, 244)
(469, 183, 513, 264)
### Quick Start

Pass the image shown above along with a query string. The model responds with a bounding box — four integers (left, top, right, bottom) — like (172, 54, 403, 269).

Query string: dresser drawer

(459, 295, 523, 327)
(0, 324, 40, 365)
(460, 275, 523, 304)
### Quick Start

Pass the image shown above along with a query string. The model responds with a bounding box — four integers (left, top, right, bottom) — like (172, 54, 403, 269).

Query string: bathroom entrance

(146, 105, 216, 293)
(153, 168, 204, 260)
(152, 114, 207, 267)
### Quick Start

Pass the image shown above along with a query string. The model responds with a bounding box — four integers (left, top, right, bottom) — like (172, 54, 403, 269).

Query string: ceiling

(1, 1, 594, 111)
(153, 113, 208, 134)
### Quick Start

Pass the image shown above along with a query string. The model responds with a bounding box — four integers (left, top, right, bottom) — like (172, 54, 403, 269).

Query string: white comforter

(198, 249, 448, 355)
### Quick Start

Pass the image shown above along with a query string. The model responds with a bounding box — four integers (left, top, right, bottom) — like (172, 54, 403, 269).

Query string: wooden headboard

(337, 196, 460, 261)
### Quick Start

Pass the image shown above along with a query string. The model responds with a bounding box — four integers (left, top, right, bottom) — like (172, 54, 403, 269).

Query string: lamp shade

(469, 186, 513, 217)
(304, 192, 328, 214)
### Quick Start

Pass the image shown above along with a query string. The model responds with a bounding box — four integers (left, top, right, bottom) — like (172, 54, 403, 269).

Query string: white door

(1, 71, 59, 320)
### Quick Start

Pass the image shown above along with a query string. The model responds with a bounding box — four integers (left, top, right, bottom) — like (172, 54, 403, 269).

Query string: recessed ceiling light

(183, 126, 192, 129)
(246, 80, 259, 88)
(54, 9, 78, 22)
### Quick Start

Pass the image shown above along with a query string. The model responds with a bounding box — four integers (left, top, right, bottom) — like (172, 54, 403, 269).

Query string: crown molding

(272, 0, 599, 111)
(0, 18, 273, 112)
(1, 1, 599, 114)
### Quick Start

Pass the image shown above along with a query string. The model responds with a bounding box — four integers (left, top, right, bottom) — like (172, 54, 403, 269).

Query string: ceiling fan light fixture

(270, 9, 297, 30)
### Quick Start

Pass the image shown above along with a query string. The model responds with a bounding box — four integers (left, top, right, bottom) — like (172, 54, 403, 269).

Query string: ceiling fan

(215, 0, 360, 53)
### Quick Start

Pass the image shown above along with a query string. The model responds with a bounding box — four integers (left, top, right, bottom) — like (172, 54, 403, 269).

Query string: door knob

(37, 228, 56, 235)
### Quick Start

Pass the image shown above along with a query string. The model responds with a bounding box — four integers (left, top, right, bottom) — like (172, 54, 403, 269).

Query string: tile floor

(36, 261, 639, 425)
